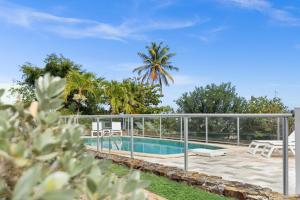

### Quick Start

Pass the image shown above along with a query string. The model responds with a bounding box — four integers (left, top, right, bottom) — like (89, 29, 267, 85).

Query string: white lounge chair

(261, 141, 295, 158)
(248, 131, 295, 155)
(91, 122, 103, 137)
(111, 122, 123, 136)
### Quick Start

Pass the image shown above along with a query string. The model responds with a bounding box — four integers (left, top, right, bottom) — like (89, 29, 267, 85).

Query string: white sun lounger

(248, 131, 295, 155)
(111, 122, 123, 136)
(91, 122, 103, 137)
(190, 148, 226, 157)
(261, 141, 295, 158)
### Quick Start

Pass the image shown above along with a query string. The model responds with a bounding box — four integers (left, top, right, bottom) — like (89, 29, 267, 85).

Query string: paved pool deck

(129, 144, 296, 195)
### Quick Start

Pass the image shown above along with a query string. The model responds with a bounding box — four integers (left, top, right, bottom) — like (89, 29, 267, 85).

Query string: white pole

(127, 117, 130, 136)
(237, 117, 240, 145)
(96, 118, 99, 152)
(277, 117, 280, 140)
(159, 117, 162, 139)
(283, 117, 289, 196)
(142, 117, 145, 137)
(184, 117, 189, 171)
(205, 117, 208, 143)
(180, 117, 183, 140)
(130, 117, 134, 159)
(295, 108, 300, 195)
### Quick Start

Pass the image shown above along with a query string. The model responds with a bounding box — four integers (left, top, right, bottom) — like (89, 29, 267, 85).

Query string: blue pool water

(84, 137, 222, 155)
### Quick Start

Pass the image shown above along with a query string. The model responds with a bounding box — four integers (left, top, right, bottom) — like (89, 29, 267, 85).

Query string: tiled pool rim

(83, 136, 225, 158)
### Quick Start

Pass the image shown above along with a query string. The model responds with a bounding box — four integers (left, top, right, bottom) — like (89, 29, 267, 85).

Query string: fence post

(295, 108, 300, 195)
(184, 117, 189, 172)
(283, 117, 289, 196)
(159, 116, 162, 139)
(180, 117, 183, 140)
(127, 117, 130, 136)
(96, 118, 99, 152)
(237, 117, 240, 145)
(130, 117, 134, 159)
(142, 117, 145, 137)
(277, 117, 280, 140)
(205, 117, 208, 143)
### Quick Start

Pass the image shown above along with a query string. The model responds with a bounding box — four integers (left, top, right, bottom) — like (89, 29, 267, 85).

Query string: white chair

(91, 122, 103, 137)
(111, 122, 123, 136)
(261, 141, 295, 158)
(248, 131, 295, 155)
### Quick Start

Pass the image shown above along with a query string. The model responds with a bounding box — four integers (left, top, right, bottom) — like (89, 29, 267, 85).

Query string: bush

(0, 74, 146, 199)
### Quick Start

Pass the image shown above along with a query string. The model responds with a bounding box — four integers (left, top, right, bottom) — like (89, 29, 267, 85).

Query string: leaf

(86, 178, 97, 193)
(42, 190, 74, 200)
(44, 112, 59, 124)
(12, 165, 41, 200)
(69, 156, 94, 177)
(0, 139, 9, 152)
(41, 171, 70, 192)
(35, 152, 58, 161)
(33, 129, 58, 152)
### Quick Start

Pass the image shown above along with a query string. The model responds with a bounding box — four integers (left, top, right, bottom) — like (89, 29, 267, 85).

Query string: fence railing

(61, 113, 294, 196)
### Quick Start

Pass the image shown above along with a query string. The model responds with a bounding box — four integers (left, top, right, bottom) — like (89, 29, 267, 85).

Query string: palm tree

(104, 80, 138, 114)
(64, 70, 98, 114)
(104, 81, 123, 114)
(133, 42, 179, 93)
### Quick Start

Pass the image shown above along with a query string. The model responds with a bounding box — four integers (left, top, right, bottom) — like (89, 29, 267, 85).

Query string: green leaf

(35, 152, 58, 161)
(69, 156, 94, 177)
(41, 190, 73, 200)
(44, 112, 59, 124)
(12, 165, 41, 200)
(33, 129, 58, 152)
(41, 172, 70, 192)
(86, 178, 97, 193)
(0, 139, 9, 152)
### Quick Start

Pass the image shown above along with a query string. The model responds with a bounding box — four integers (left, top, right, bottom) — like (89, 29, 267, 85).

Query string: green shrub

(0, 74, 146, 200)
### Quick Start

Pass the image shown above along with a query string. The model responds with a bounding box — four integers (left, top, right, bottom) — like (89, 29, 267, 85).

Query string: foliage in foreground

(0, 74, 146, 199)
(109, 163, 231, 200)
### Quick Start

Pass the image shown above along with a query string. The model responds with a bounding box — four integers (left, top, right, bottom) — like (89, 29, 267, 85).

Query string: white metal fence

(61, 113, 296, 196)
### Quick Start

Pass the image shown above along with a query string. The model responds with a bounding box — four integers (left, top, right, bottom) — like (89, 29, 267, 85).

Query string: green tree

(104, 79, 163, 114)
(104, 81, 126, 114)
(176, 82, 247, 113)
(10, 54, 82, 105)
(240, 96, 290, 140)
(64, 70, 101, 114)
(10, 54, 106, 114)
(246, 96, 287, 113)
(133, 42, 179, 93)
(122, 78, 163, 114)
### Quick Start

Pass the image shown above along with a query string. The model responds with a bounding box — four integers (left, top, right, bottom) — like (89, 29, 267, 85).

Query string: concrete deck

(131, 144, 296, 195)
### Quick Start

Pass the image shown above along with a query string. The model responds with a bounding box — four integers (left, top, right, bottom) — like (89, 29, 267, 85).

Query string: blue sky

(0, 0, 299, 109)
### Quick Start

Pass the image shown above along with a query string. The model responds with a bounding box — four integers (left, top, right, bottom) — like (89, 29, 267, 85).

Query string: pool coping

(83, 136, 227, 159)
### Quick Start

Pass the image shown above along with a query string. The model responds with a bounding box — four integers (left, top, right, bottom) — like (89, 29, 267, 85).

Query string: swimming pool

(84, 136, 223, 155)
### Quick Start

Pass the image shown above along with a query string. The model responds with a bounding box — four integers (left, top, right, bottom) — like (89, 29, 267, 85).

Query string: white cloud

(0, 1, 202, 41)
(220, 0, 300, 26)
(189, 25, 226, 43)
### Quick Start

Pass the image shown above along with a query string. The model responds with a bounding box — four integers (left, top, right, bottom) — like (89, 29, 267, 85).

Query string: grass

(108, 163, 231, 200)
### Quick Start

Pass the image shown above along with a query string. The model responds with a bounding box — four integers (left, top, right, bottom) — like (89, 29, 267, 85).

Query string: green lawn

(108, 163, 231, 200)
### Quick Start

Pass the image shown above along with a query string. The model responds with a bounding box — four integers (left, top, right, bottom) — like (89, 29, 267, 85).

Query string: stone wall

(92, 151, 297, 200)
